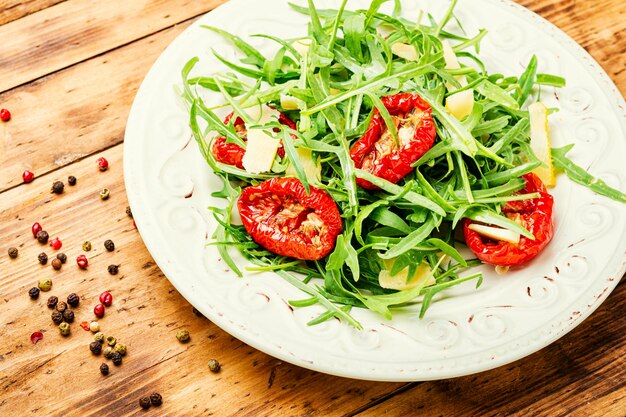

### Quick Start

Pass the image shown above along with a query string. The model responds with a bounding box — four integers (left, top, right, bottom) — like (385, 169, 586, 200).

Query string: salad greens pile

(181, 0, 626, 328)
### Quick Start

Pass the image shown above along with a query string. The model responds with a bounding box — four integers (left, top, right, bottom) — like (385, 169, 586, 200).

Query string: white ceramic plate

(124, 0, 626, 381)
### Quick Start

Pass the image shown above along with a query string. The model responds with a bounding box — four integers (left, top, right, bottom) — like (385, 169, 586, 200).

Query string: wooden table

(1, 1, 624, 416)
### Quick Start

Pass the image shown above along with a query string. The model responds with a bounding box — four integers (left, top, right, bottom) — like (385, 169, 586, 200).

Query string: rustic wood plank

(0, 145, 407, 417)
(0, 0, 226, 94)
(0, 0, 65, 26)
(352, 279, 626, 417)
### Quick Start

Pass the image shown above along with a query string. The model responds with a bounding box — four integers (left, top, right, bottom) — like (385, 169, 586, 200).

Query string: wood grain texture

(0, 0, 226, 94)
(0, 0, 65, 25)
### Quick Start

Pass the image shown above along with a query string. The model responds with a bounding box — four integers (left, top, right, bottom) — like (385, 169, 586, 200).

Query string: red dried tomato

(237, 178, 342, 260)
(350, 93, 436, 189)
(463, 173, 554, 266)
(211, 110, 295, 169)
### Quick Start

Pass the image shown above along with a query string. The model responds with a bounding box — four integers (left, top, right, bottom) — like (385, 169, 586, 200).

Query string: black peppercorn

(139, 397, 151, 409)
(51, 258, 62, 270)
(51, 181, 64, 194)
(149, 393, 162, 407)
(28, 287, 40, 299)
(100, 363, 109, 376)
(66, 293, 80, 307)
(56, 253, 67, 264)
(104, 239, 115, 252)
(111, 351, 123, 366)
(36, 230, 49, 244)
(62, 309, 75, 323)
(107, 264, 119, 275)
(47, 296, 58, 309)
(56, 301, 67, 312)
(68, 176, 77, 186)
(51, 310, 63, 324)
(126, 206, 133, 218)
(8, 247, 18, 259)
(89, 341, 103, 355)
(38, 252, 48, 265)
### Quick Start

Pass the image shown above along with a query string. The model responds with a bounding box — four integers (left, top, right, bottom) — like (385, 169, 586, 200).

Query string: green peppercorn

(38, 278, 52, 292)
(28, 287, 40, 299)
(82, 241, 92, 252)
(67, 293, 80, 307)
(56, 301, 67, 312)
(36, 230, 49, 244)
(111, 351, 123, 366)
(56, 253, 67, 264)
(139, 397, 151, 409)
(51, 310, 63, 325)
(207, 358, 221, 373)
(149, 393, 162, 407)
(100, 363, 109, 376)
(38, 252, 48, 265)
(107, 264, 119, 275)
(68, 176, 77, 186)
(113, 343, 127, 356)
(89, 341, 103, 355)
(62, 309, 74, 323)
(51, 181, 64, 194)
(176, 329, 190, 343)
(106, 336, 116, 347)
(59, 322, 70, 336)
(126, 206, 133, 218)
(94, 332, 105, 344)
(104, 239, 115, 252)
(47, 296, 58, 309)
(103, 346, 114, 359)
(51, 258, 62, 270)
(99, 188, 110, 200)
(8, 247, 18, 259)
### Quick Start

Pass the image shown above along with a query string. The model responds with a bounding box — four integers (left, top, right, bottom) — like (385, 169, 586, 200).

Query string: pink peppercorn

(96, 157, 109, 171)
(32, 222, 43, 237)
(49, 237, 62, 250)
(0, 109, 11, 122)
(77, 254, 89, 269)
(22, 170, 35, 183)
(93, 303, 105, 318)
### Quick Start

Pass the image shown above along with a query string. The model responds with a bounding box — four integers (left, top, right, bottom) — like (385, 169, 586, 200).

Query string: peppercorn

(103, 346, 114, 359)
(77, 254, 88, 269)
(126, 206, 133, 218)
(139, 397, 151, 410)
(68, 175, 77, 186)
(28, 287, 40, 299)
(149, 393, 162, 407)
(89, 341, 103, 355)
(99, 291, 113, 306)
(82, 241, 92, 252)
(38, 278, 52, 292)
(59, 322, 70, 336)
(49, 237, 62, 250)
(100, 363, 109, 376)
(51, 310, 64, 324)
(99, 188, 110, 200)
(97, 157, 109, 171)
(94, 332, 105, 344)
(113, 343, 127, 356)
(56, 253, 67, 264)
(176, 329, 190, 343)
(51, 258, 62, 270)
(62, 309, 75, 323)
(89, 321, 100, 333)
(93, 303, 105, 317)
(51, 181, 64, 194)
(111, 351, 123, 366)
(207, 358, 221, 373)
(104, 239, 115, 252)
(107, 264, 119, 275)
(22, 170, 35, 183)
(67, 293, 80, 307)
(36, 230, 49, 244)
(47, 296, 58, 309)
(0, 108, 11, 122)
(32, 222, 43, 238)
(38, 252, 48, 265)
(8, 247, 18, 259)
(56, 301, 67, 312)
(106, 336, 116, 347)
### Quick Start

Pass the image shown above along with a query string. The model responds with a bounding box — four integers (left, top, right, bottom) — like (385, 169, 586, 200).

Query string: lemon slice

(378, 258, 435, 291)
(528, 102, 555, 187)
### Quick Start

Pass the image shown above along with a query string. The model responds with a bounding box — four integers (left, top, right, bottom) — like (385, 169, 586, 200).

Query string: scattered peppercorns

(32, 222, 42, 238)
(51, 181, 64, 194)
(49, 237, 62, 250)
(36, 230, 49, 244)
(0, 108, 11, 122)
(28, 287, 40, 299)
(89, 321, 100, 333)
(8, 247, 18, 259)
(139, 397, 151, 410)
(113, 343, 127, 356)
(68, 175, 77, 186)
(207, 358, 221, 373)
(97, 157, 109, 171)
(59, 322, 70, 336)
(107, 264, 119, 275)
(126, 206, 133, 218)
(89, 341, 103, 355)
(99, 363, 109, 376)
(51, 258, 62, 270)
(38, 252, 48, 265)
(51, 310, 64, 325)
(56, 253, 67, 264)
(99, 291, 113, 307)
(149, 393, 162, 407)
(106, 336, 116, 347)
(47, 296, 58, 309)
(62, 309, 75, 323)
(77, 255, 88, 269)
(111, 351, 123, 366)
(94, 332, 105, 344)
(82, 241, 92, 252)
(56, 301, 67, 312)
(93, 303, 105, 318)
(104, 239, 115, 252)
(67, 293, 80, 307)
(103, 346, 114, 359)
(38, 278, 52, 292)
(176, 329, 190, 343)
(99, 188, 110, 200)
